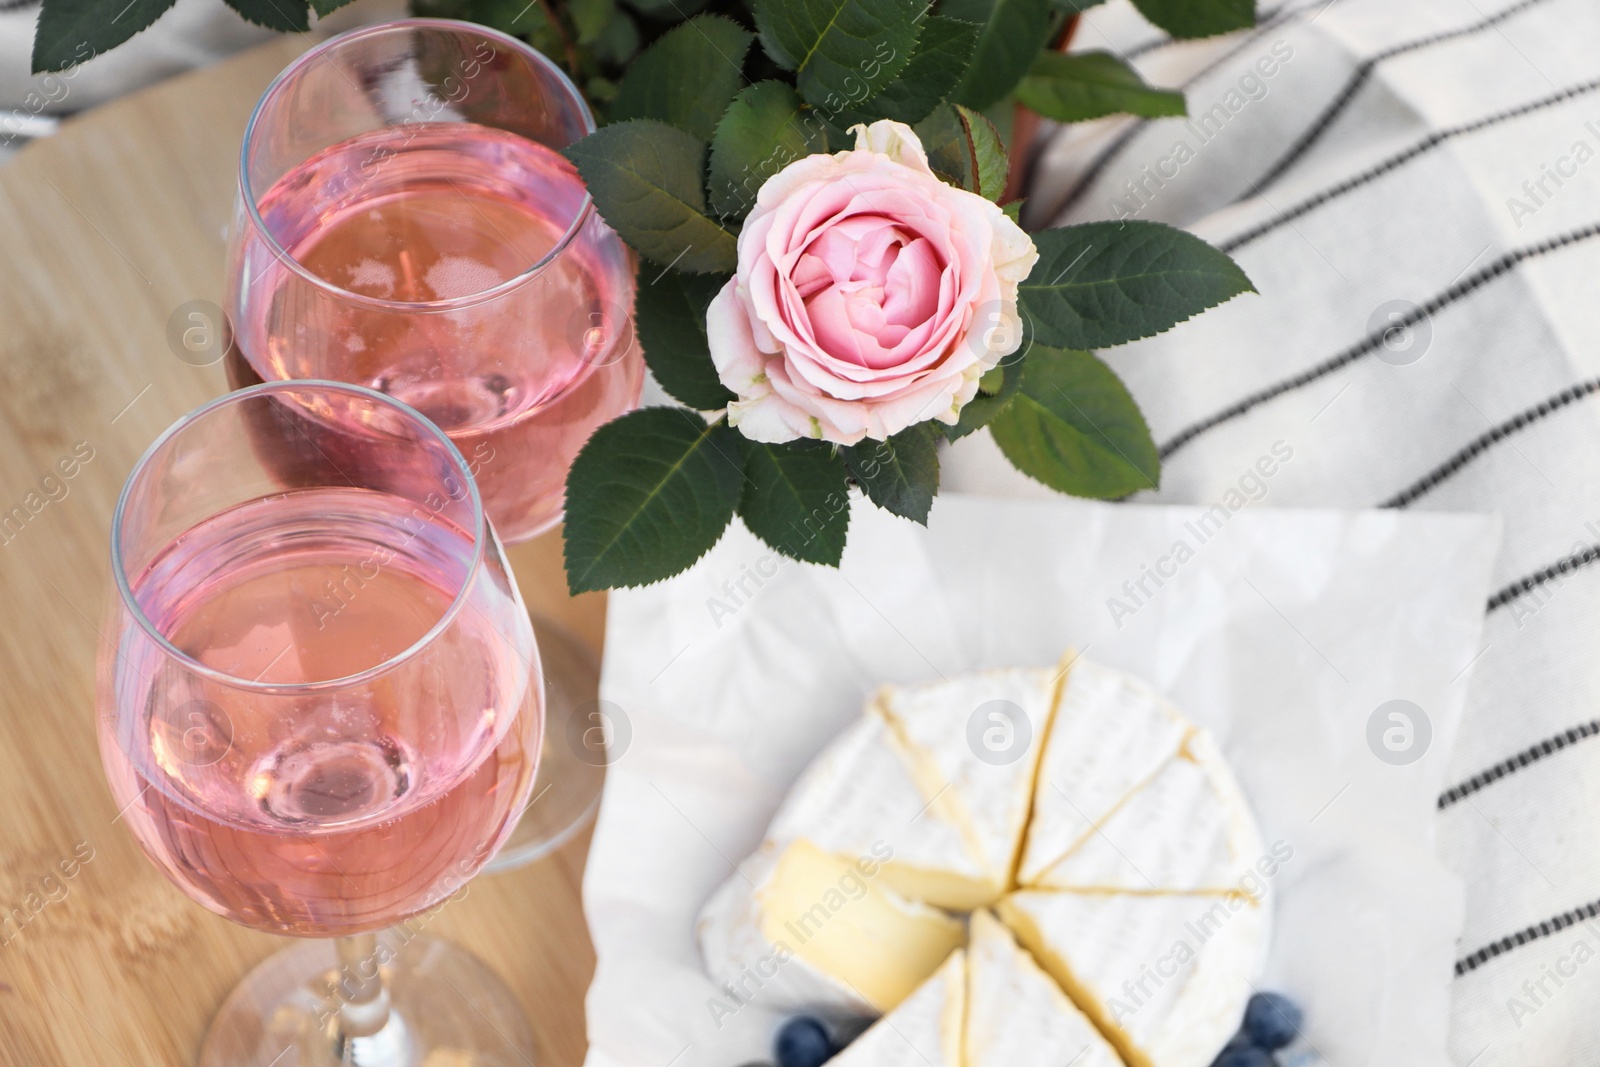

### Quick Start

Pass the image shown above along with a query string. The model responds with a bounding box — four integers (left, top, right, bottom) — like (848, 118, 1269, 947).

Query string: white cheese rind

(766, 710, 993, 909)
(828, 949, 965, 1067)
(966, 909, 1123, 1067)
(874, 666, 1060, 891)
(999, 890, 1268, 1067)
(1019, 659, 1192, 887)
(1035, 730, 1266, 894)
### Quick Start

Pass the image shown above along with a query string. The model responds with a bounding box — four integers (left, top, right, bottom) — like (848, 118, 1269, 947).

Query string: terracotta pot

(1003, 12, 1081, 208)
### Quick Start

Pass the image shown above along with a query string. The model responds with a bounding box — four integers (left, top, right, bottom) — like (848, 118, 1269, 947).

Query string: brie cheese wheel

(966, 910, 1122, 1067)
(828, 948, 965, 1067)
(696, 652, 1273, 1062)
(1032, 731, 1265, 894)
(696, 838, 965, 1015)
(998, 890, 1268, 1067)
(873, 665, 1062, 902)
(1019, 659, 1192, 887)
(766, 708, 992, 910)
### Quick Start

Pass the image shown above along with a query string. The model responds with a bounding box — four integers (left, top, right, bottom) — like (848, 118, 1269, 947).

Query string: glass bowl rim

(109, 379, 493, 695)
(237, 17, 598, 313)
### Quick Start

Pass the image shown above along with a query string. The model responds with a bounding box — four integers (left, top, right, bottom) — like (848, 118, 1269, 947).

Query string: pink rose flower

(706, 120, 1038, 446)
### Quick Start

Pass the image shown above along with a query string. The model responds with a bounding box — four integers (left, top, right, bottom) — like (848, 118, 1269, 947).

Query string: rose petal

(706, 280, 769, 390)
(853, 120, 935, 177)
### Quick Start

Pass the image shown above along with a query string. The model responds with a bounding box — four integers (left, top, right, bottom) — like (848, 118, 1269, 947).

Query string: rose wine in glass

(229, 122, 640, 542)
(109, 488, 536, 934)
(100, 381, 542, 1065)
(226, 20, 642, 865)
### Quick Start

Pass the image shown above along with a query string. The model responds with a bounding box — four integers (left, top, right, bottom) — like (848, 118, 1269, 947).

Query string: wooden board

(0, 36, 604, 1066)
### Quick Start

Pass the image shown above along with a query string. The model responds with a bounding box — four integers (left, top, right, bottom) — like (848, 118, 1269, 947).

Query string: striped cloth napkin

(1013, 0, 1600, 1060)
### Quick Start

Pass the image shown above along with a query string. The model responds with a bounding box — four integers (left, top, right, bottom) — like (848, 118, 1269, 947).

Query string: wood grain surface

(0, 36, 603, 1067)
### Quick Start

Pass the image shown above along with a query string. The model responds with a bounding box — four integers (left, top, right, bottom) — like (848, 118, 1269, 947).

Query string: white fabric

(961, 0, 1600, 1060)
(584, 495, 1498, 1067)
(0, 0, 401, 161)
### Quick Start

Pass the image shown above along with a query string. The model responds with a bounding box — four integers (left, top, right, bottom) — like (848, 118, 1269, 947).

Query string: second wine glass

(226, 18, 643, 864)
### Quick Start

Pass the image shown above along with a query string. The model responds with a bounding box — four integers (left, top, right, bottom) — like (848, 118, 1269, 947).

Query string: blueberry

(774, 1016, 834, 1067)
(1222, 1029, 1253, 1050)
(1243, 991, 1303, 1051)
(1211, 1047, 1274, 1067)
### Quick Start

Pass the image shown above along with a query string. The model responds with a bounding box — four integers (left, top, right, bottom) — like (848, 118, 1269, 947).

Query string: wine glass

(224, 19, 642, 865)
(100, 381, 542, 1066)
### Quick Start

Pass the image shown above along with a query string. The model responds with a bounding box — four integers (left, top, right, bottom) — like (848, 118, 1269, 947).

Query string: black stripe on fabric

(1486, 545, 1600, 614)
(1380, 379, 1600, 509)
(1439, 722, 1600, 810)
(1043, 0, 1311, 220)
(1124, 34, 1176, 61)
(1456, 897, 1600, 976)
(1247, 0, 1557, 196)
(1222, 78, 1600, 254)
(1158, 222, 1600, 461)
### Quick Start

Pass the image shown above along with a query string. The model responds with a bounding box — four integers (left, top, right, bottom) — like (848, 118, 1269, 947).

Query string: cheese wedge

(767, 707, 994, 910)
(1034, 730, 1265, 894)
(1018, 659, 1192, 886)
(874, 665, 1061, 896)
(998, 891, 1267, 1067)
(966, 909, 1122, 1067)
(697, 839, 965, 1015)
(829, 948, 965, 1067)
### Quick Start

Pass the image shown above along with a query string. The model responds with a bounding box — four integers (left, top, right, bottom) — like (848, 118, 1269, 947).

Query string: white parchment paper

(582, 493, 1501, 1067)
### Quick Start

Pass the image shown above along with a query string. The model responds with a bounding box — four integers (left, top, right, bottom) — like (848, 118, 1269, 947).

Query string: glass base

(483, 613, 607, 872)
(199, 932, 534, 1066)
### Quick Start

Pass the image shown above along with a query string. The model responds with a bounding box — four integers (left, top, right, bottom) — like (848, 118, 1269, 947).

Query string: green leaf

(564, 409, 745, 592)
(610, 16, 753, 141)
(753, 0, 926, 113)
(1131, 0, 1252, 38)
(840, 425, 940, 523)
(1002, 198, 1024, 222)
(837, 16, 979, 125)
(917, 104, 973, 191)
(989, 347, 1159, 497)
(620, 0, 709, 19)
(914, 103, 1005, 199)
(1057, 0, 1105, 10)
(592, 9, 640, 64)
(944, 355, 1023, 440)
(1019, 222, 1254, 349)
(411, 0, 471, 15)
(634, 269, 736, 410)
(32, 0, 177, 72)
(981, 92, 1015, 144)
(956, 104, 1007, 201)
(223, 0, 309, 30)
(1015, 50, 1185, 122)
(708, 81, 830, 218)
(464, 0, 549, 35)
(569, 0, 614, 42)
(738, 442, 851, 564)
(944, 0, 1053, 111)
(563, 121, 739, 273)
(307, 0, 354, 16)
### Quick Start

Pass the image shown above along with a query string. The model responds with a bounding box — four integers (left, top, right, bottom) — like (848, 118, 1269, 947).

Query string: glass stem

(334, 933, 392, 1040)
